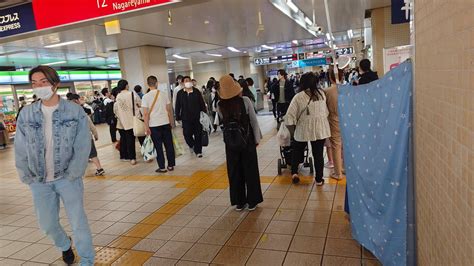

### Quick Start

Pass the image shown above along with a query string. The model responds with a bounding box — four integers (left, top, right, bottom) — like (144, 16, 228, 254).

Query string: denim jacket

(15, 98, 91, 184)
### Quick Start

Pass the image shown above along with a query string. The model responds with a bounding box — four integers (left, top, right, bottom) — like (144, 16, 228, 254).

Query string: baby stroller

(277, 140, 313, 175)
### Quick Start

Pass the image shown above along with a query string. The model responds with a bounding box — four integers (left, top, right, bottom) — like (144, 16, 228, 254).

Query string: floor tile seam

(281, 181, 317, 265)
(106, 164, 230, 264)
(225, 175, 294, 265)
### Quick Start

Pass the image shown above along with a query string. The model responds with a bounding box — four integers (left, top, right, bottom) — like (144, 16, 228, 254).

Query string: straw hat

(219, 75, 242, 99)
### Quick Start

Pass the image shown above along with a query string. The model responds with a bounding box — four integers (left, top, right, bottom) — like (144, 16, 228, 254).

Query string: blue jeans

(29, 178, 94, 265)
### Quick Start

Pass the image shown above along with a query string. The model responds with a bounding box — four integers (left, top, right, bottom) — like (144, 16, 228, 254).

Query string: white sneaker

(324, 162, 334, 169)
(330, 173, 343, 180)
(197, 153, 203, 158)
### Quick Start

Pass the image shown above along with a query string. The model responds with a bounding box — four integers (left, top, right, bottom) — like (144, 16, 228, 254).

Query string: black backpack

(222, 99, 250, 152)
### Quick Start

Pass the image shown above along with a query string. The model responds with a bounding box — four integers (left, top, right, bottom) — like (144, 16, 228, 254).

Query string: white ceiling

(0, 0, 391, 71)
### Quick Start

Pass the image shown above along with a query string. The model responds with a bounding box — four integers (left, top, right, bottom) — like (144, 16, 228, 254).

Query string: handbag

(132, 92, 146, 137)
(172, 131, 184, 156)
(201, 130, 209, 147)
(140, 135, 157, 161)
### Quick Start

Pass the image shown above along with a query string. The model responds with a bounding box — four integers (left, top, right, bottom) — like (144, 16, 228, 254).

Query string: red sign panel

(32, 0, 176, 29)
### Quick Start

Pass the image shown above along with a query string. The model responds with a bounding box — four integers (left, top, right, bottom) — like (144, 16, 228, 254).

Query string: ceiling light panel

(227, 47, 240, 52)
(44, 40, 83, 48)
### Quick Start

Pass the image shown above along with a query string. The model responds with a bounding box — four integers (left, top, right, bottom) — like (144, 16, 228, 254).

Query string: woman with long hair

(285, 72, 331, 185)
(218, 75, 263, 211)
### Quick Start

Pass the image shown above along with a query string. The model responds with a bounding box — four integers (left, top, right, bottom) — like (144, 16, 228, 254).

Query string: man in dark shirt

(175, 76, 207, 157)
(358, 59, 379, 85)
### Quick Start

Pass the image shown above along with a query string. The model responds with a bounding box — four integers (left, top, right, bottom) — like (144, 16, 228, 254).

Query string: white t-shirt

(42, 104, 58, 182)
(142, 89, 170, 127)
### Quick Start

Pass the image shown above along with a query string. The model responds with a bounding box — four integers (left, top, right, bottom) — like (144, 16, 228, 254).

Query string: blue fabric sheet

(338, 61, 413, 265)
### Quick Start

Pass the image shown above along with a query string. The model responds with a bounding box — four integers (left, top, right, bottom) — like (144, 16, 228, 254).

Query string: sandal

(291, 174, 300, 184)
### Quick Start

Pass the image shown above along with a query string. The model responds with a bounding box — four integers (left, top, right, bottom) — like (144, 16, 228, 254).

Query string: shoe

(197, 153, 203, 158)
(247, 204, 257, 211)
(324, 162, 334, 169)
(330, 173, 343, 180)
(155, 169, 168, 173)
(315, 179, 325, 186)
(235, 205, 245, 211)
(291, 174, 300, 184)
(130, 160, 137, 165)
(167, 166, 174, 171)
(62, 238, 75, 265)
(95, 168, 105, 176)
(120, 159, 128, 162)
(189, 147, 194, 154)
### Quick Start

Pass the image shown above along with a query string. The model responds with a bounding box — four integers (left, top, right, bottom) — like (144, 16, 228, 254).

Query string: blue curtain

(338, 61, 413, 265)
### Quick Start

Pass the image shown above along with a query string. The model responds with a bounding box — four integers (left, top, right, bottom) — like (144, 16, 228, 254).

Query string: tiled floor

(0, 113, 382, 265)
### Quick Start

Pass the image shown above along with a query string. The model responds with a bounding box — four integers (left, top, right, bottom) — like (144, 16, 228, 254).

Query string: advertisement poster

(383, 45, 413, 74)
(3, 111, 17, 134)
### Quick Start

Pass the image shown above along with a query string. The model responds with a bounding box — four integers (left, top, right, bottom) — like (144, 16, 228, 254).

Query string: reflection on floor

(0, 115, 381, 265)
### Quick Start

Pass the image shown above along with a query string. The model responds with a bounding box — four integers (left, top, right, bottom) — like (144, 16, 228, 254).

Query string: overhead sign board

(335, 47, 354, 55)
(298, 57, 331, 68)
(0, 1, 177, 38)
(32, 0, 177, 29)
(0, 3, 37, 38)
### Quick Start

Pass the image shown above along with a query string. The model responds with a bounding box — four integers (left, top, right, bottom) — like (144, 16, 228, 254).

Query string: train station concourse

(0, 0, 472, 265)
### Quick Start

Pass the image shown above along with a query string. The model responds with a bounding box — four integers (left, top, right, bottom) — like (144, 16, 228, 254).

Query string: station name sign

(0, 0, 177, 38)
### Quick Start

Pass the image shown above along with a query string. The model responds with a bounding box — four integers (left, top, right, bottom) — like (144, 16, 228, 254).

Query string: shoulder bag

(132, 92, 146, 137)
(286, 96, 312, 138)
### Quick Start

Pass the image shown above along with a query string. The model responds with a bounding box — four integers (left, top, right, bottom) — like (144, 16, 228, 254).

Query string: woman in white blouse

(285, 72, 331, 185)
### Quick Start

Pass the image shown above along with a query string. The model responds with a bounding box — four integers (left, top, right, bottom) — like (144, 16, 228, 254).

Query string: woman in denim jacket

(15, 66, 94, 265)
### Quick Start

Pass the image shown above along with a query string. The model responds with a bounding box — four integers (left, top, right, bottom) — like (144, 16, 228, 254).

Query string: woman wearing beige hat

(218, 75, 263, 211)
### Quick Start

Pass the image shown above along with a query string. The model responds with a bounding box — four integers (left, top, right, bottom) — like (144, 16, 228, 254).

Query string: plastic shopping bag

(173, 132, 184, 157)
(277, 123, 291, 147)
(200, 111, 212, 133)
(140, 136, 156, 161)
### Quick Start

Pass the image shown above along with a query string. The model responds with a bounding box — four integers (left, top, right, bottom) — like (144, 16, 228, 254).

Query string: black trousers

(150, 124, 175, 169)
(225, 139, 263, 206)
(277, 102, 289, 122)
(271, 100, 278, 118)
(137, 136, 145, 146)
(119, 129, 136, 160)
(182, 120, 203, 154)
(291, 139, 325, 182)
(109, 123, 117, 143)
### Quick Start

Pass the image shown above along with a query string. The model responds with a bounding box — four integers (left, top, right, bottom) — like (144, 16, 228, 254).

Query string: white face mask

(34, 86, 55, 101)
(184, 82, 193, 89)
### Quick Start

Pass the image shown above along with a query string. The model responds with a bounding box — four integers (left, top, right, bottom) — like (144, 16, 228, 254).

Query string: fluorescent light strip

(287, 0, 298, 12)
(196, 60, 215, 64)
(261, 45, 274, 50)
(0, 50, 29, 56)
(43, 61, 67, 66)
(167, 60, 176, 63)
(227, 47, 240, 52)
(206, 53, 222, 57)
(44, 40, 83, 48)
(292, 40, 298, 45)
(347, 29, 354, 39)
(172, 54, 189, 59)
(304, 17, 312, 25)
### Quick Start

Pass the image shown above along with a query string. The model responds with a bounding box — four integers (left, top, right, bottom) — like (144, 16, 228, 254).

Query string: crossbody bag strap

(149, 90, 160, 113)
(131, 92, 135, 116)
(295, 97, 312, 125)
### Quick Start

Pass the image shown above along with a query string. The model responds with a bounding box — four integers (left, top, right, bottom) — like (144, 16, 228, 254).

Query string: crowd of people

(11, 59, 379, 265)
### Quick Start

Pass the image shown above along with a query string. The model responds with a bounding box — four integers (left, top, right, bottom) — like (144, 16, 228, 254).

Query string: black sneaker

(235, 205, 245, 211)
(62, 242, 75, 265)
(95, 168, 105, 176)
(247, 204, 257, 211)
